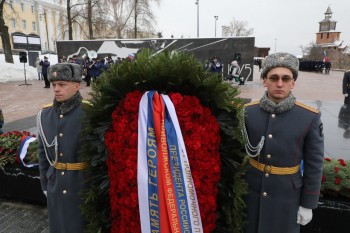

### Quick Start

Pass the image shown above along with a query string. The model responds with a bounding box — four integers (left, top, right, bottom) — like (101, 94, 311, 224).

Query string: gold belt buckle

(62, 163, 67, 170)
(264, 165, 272, 174)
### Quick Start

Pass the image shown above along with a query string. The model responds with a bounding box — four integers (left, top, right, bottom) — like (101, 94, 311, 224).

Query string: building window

(22, 20, 26, 30)
(11, 18, 16, 28)
(21, 3, 24, 11)
(32, 22, 36, 31)
(321, 34, 323, 39)
(327, 33, 329, 39)
(31, 5, 34, 13)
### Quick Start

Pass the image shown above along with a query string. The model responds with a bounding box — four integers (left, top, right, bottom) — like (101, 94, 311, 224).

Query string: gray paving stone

(0, 200, 48, 233)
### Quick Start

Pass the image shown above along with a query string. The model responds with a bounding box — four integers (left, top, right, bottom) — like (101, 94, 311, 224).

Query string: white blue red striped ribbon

(18, 136, 38, 168)
(137, 91, 203, 233)
(163, 95, 203, 233)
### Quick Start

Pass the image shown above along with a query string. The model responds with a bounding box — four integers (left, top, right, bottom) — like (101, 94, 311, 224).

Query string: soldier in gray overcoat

(343, 70, 350, 104)
(37, 63, 89, 233)
(242, 53, 324, 233)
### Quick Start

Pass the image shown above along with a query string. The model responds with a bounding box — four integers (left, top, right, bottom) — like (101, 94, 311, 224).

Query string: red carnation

(338, 159, 347, 167)
(334, 167, 339, 173)
(335, 177, 341, 185)
(321, 175, 326, 183)
(325, 157, 331, 162)
(169, 92, 183, 105)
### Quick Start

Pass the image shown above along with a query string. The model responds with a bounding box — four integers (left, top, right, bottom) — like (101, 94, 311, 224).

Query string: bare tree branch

(222, 18, 254, 37)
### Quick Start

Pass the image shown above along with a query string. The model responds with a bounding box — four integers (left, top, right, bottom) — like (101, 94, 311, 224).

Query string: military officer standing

(242, 53, 324, 233)
(37, 63, 89, 233)
(343, 70, 350, 104)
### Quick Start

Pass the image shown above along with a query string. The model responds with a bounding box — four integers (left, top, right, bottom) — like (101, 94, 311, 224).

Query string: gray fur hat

(261, 52, 299, 80)
(48, 63, 82, 82)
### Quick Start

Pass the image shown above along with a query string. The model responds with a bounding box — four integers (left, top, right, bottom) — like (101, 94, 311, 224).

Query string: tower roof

(325, 6, 332, 14)
(319, 6, 336, 24)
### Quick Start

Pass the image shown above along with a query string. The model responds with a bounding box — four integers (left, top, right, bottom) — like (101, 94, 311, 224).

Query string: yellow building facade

(1, 0, 84, 53)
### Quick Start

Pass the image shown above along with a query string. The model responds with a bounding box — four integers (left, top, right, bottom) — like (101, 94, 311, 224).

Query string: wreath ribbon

(138, 91, 203, 233)
(18, 135, 38, 168)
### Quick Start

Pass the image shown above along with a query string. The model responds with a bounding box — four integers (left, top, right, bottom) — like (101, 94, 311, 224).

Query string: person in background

(40, 56, 51, 88)
(242, 52, 324, 233)
(0, 109, 4, 134)
(37, 63, 89, 232)
(83, 56, 92, 87)
(72, 55, 81, 64)
(35, 57, 42, 80)
(88, 58, 108, 82)
(59, 56, 67, 63)
(106, 54, 114, 65)
(343, 70, 350, 104)
(338, 103, 350, 139)
(258, 58, 263, 72)
(229, 60, 240, 82)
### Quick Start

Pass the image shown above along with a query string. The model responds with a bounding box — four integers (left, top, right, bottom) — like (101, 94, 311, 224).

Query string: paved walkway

(0, 201, 48, 233)
(0, 66, 347, 232)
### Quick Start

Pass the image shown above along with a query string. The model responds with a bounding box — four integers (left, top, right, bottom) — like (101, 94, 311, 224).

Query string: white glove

(297, 206, 313, 225)
(43, 191, 47, 197)
(345, 94, 349, 97)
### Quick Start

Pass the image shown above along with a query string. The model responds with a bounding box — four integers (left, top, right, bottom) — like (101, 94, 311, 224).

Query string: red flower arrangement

(105, 90, 221, 233)
(0, 131, 38, 169)
(321, 157, 350, 199)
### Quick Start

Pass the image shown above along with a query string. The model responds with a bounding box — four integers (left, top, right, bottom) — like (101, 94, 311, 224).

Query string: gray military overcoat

(38, 100, 87, 233)
(244, 101, 324, 233)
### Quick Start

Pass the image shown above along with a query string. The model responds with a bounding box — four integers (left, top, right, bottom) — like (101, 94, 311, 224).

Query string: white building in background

(0, 0, 84, 54)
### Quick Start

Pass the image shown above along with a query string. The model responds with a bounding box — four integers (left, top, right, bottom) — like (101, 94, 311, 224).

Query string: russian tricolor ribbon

(138, 91, 203, 233)
(18, 135, 38, 168)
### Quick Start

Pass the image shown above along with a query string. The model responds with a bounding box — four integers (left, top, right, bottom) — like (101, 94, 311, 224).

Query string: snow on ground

(0, 54, 58, 83)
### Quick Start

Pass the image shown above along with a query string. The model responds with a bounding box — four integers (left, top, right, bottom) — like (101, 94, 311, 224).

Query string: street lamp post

(195, 0, 199, 37)
(275, 38, 277, 53)
(214, 16, 218, 37)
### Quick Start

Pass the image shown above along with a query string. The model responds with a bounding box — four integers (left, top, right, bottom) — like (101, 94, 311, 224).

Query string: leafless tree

(132, 0, 159, 38)
(0, 0, 13, 63)
(222, 18, 254, 37)
(67, 0, 160, 39)
(90, 0, 132, 39)
(58, 0, 91, 40)
(301, 41, 324, 60)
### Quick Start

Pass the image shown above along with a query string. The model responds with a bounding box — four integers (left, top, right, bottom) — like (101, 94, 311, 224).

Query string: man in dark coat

(37, 63, 89, 233)
(0, 108, 3, 134)
(40, 56, 51, 88)
(343, 71, 350, 104)
(242, 53, 324, 233)
(338, 103, 350, 139)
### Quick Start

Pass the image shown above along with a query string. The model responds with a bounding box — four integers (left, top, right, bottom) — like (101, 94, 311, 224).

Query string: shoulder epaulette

(42, 103, 53, 109)
(244, 100, 260, 107)
(295, 101, 319, 113)
(82, 100, 92, 106)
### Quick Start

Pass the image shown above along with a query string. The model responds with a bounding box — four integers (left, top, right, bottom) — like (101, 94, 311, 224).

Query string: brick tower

(316, 6, 340, 45)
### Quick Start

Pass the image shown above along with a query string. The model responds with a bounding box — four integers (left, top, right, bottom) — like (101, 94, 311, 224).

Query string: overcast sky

(152, 0, 350, 56)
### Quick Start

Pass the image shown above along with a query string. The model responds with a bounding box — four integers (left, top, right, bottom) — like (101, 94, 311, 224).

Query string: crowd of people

(204, 56, 224, 74)
(35, 54, 136, 88)
(204, 55, 245, 84)
(299, 58, 332, 74)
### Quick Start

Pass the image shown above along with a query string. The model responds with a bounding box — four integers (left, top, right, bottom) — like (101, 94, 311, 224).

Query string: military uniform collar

(260, 92, 296, 114)
(53, 91, 83, 115)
